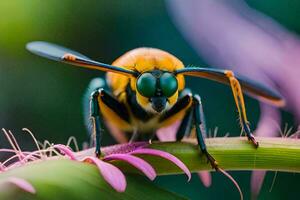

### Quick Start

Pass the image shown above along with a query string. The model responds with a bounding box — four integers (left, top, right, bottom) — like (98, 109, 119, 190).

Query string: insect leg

(159, 93, 217, 169)
(176, 109, 193, 140)
(225, 71, 259, 147)
(90, 89, 102, 157)
(159, 94, 193, 127)
(90, 88, 131, 157)
(83, 78, 106, 137)
(174, 89, 194, 140)
(192, 95, 218, 170)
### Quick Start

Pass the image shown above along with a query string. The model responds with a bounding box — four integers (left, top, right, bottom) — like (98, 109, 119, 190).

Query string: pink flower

(56, 142, 191, 192)
(0, 128, 191, 193)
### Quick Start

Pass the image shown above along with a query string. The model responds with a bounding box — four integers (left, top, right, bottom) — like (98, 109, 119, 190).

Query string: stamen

(42, 140, 55, 157)
(48, 146, 63, 158)
(2, 154, 24, 166)
(66, 136, 79, 152)
(0, 149, 30, 154)
(22, 128, 44, 159)
(214, 127, 219, 138)
(269, 171, 278, 193)
(224, 132, 230, 137)
(7, 130, 25, 159)
(1, 129, 22, 161)
(289, 131, 300, 139)
(17, 149, 54, 164)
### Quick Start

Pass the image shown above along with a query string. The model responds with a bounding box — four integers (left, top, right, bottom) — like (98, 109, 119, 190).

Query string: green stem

(113, 137, 300, 175)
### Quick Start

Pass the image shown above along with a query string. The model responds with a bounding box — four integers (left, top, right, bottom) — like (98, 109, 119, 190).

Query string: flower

(0, 128, 191, 193)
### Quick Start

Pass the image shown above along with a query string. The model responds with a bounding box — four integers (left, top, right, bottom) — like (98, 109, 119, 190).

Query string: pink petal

(251, 171, 266, 199)
(53, 144, 77, 160)
(197, 171, 212, 187)
(104, 154, 156, 181)
(105, 120, 128, 143)
(156, 121, 180, 141)
(251, 105, 280, 198)
(130, 148, 191, 181)
(82, 156, 126, 192)
(4, 177, 36, 194)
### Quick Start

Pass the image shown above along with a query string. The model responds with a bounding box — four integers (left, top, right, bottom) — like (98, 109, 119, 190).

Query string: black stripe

(159, 94, 192, 122)
(100, 90, 130, 123)
(126, 86, 153, 122)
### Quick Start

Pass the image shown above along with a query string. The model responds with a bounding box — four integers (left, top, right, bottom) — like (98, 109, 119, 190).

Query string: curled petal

(130, 148, 191, 181)
(218, 168, 243, 200)
(104, 154, 156, 181)
(0, 177, 36, 194)
(53, 144, 77, 160)
(82, 156, 126, 192)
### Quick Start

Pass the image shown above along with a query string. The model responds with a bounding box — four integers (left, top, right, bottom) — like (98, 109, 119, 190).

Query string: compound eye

(160, 73, 178, 97)
(136, 73, 157, 97)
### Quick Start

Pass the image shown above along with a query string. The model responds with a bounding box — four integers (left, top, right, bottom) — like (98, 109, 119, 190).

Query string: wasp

(26, 41, 284, 169)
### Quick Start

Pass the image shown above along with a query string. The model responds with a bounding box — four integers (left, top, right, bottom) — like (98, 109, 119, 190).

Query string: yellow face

(136, 90, 178, 114)
(108, 47, 186, 113)
(133, 70, 180, 114)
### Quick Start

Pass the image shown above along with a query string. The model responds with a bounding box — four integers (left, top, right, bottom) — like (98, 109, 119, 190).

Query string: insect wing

(175, 67, 285, 107)
(26, 41, 90, 61)
(26, 41, 138, 76)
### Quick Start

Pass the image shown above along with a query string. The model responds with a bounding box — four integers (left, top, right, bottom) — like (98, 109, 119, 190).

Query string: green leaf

(0, 159, 186, 200)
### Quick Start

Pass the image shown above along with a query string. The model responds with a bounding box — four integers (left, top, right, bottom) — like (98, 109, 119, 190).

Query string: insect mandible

(26, 41, 285, 170)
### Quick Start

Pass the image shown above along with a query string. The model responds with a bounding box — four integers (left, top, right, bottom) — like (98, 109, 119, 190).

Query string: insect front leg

(176, 109, 193, 141)
(191, 95, 218, 170)
(225, 71, 259, 147)
(90, 89, 103, 157)
(159, 93, 218, 170)
(89, 88, 131, 157)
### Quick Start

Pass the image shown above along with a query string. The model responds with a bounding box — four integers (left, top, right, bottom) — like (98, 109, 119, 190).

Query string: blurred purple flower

(0, 129, 191, 193)
(167, 0, 300, 198)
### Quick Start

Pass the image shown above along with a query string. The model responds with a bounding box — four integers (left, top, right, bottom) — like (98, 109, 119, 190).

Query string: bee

(26, 41, 284, 169)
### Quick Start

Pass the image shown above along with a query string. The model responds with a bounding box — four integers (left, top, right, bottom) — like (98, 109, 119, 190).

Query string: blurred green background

(0, 0, 298, 199)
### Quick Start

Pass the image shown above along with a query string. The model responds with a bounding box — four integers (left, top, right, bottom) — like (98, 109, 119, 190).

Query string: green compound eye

(160, 73, 178, 97)
(136, 73, 157, 97)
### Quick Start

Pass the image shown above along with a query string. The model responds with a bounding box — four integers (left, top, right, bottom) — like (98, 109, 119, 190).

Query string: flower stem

(114, 137, 300, 175)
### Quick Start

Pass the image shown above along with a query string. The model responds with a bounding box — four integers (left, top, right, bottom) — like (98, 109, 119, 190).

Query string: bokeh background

(0, 0, 298, 199)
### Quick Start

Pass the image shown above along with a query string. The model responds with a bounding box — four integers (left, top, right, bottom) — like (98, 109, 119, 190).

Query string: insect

(26, 41, 284, 169)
